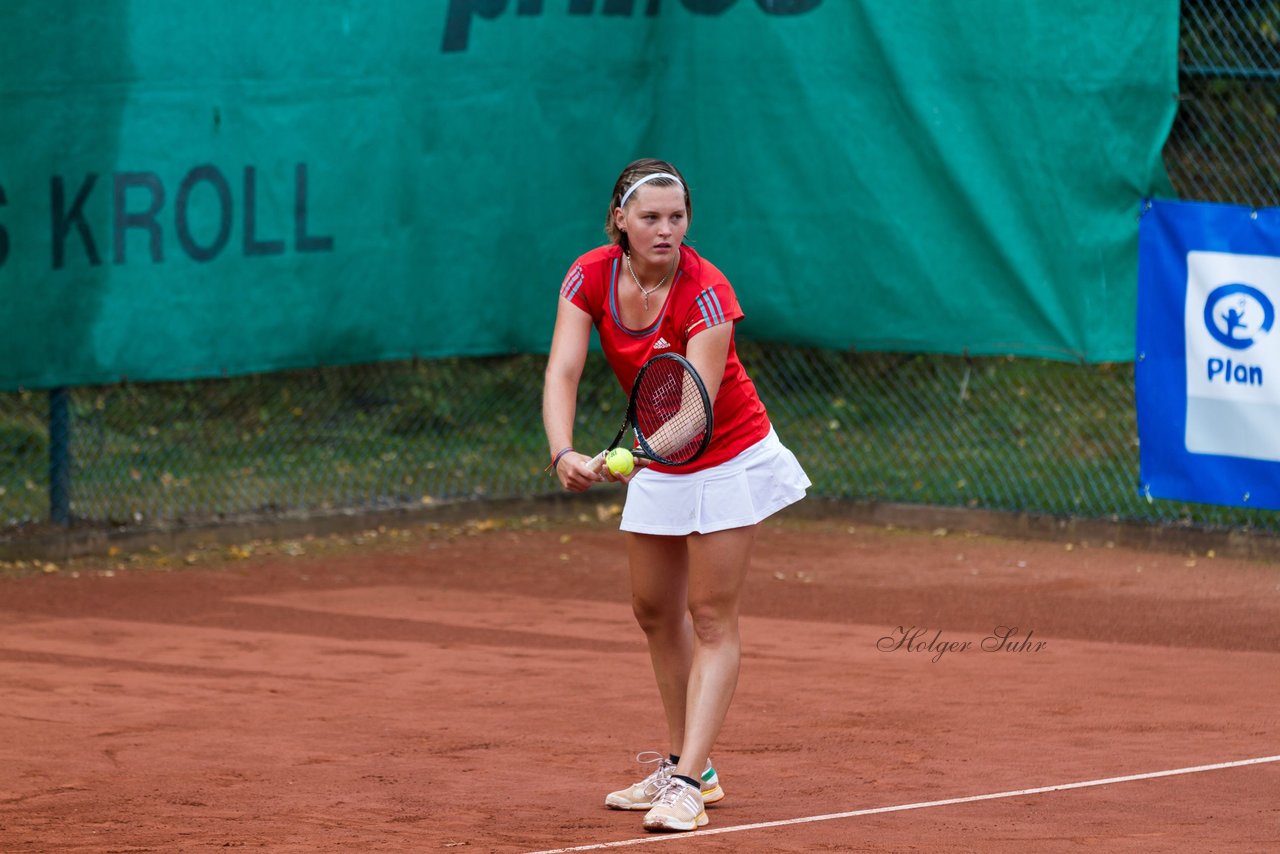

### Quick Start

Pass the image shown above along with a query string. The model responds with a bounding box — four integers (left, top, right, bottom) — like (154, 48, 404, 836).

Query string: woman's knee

(631, 593, 685, 634)
(687, 599, 738, 646)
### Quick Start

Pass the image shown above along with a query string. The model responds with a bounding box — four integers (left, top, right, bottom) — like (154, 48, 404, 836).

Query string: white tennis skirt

(620, 427, 811, 536)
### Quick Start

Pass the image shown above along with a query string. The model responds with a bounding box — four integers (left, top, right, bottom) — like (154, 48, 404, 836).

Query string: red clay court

(2, 512, 1278, 852)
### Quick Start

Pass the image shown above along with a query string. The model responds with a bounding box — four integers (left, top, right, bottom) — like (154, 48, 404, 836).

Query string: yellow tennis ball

(606, 447, 634, 477)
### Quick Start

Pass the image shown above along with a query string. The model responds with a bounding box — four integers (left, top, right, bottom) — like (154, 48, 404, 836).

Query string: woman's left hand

(598, 453, 648, 485)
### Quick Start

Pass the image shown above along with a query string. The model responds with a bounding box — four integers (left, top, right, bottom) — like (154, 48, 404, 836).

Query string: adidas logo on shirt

(653, 337, 672, 350)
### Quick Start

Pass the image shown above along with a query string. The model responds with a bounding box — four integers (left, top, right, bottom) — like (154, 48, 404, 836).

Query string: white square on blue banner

(1184, 251, 1280, 461)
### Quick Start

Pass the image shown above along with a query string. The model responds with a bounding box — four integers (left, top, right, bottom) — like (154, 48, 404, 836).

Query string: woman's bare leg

(626, 533, 692, 753)
(670, 525, 755, 783)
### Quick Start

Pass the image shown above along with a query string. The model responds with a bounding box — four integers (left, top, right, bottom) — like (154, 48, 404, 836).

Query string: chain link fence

(1166, 0, 1280, 207)
(3, 3, 1278, 539)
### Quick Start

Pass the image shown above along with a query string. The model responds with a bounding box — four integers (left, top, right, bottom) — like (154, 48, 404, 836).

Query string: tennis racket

(600, 353, 714, 468)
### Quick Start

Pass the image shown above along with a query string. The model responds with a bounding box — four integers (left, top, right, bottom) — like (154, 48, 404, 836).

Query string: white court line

(525, 754, 1280, 853)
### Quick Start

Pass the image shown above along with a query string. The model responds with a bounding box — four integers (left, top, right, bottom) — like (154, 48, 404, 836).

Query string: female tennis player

(542, 159, 810, 833)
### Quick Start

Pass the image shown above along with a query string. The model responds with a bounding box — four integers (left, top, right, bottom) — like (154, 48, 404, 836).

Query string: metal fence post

(49, 387, 71, 526)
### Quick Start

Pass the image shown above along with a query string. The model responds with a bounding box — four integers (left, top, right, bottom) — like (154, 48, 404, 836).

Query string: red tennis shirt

(560, 243, 771, 474)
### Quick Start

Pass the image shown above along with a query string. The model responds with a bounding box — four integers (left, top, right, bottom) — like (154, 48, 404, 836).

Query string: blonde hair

(604, 159, 692, 253)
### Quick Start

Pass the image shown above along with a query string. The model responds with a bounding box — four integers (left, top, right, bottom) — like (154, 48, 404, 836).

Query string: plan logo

(1203, 283, 1274, 351)
(1202, 282, 1274, 387)
(1182, 249, 1280, 462)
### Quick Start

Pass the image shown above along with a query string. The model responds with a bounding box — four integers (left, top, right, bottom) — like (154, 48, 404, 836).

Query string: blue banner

(1136, 199, 1280, 510)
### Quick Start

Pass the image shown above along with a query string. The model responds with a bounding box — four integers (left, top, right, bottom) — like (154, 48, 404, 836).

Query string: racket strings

(633, 360, 709, 464)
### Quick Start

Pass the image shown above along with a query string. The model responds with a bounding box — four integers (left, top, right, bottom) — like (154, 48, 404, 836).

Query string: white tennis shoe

(604, 751, 724, 810)
(642, 778, 708, 832)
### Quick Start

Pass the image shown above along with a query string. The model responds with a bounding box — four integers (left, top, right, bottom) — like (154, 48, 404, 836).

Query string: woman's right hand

(556, 451, 607, 492)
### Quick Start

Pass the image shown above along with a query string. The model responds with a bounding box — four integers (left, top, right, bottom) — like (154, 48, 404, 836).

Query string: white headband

(619, 172, 684, 209)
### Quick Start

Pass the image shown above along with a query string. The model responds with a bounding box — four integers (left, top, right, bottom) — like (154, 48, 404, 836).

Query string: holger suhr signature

(877, 626, 1047, 663)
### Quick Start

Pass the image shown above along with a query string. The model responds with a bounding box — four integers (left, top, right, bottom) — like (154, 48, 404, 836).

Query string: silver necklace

(626, 253, 672, 310)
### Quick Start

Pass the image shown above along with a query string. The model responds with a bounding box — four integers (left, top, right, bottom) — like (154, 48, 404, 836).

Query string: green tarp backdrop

(0, 0, 1178, 390)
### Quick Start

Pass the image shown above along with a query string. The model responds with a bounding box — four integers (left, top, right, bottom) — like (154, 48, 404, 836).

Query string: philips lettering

(442, 0, 823, 52)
